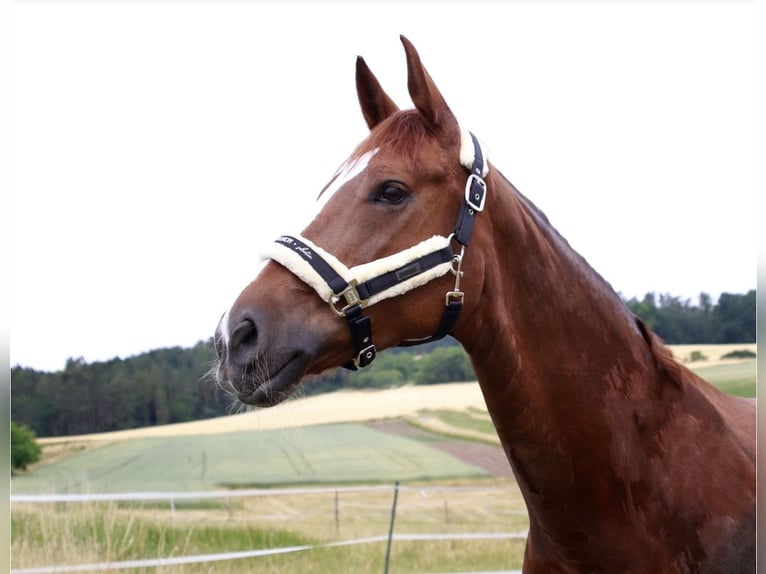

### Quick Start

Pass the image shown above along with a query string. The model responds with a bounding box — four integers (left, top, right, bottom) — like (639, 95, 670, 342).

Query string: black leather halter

(267, 131, 488, 370)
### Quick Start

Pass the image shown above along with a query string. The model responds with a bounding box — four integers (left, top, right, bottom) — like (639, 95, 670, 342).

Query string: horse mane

(635, 316, 686, 388)
(355, 118, 690, 392)
(497, 169, 688, 389)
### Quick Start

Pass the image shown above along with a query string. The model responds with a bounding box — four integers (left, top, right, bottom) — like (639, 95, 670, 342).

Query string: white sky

(9, 2, 757, 372)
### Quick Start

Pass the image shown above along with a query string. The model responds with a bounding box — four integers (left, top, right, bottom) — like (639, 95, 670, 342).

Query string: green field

(691, 360, 756, 397)
(11, 423, 486, 494)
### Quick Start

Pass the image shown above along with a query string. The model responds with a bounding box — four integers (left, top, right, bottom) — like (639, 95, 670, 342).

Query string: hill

(38, 383, 488, 445)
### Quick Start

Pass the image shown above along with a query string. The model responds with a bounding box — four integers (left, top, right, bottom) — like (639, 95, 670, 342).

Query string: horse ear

(400, 35, 457, 134)
(356, 56, 399, 130)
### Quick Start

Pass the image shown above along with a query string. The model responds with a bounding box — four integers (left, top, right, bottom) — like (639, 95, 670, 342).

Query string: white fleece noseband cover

(261, 234, 454, 308)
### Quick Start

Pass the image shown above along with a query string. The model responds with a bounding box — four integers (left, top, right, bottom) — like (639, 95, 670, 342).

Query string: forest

(11, 290, 755, 438)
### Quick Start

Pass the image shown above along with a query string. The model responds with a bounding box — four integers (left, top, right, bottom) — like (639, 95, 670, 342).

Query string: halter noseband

(262, 129, 488, 370)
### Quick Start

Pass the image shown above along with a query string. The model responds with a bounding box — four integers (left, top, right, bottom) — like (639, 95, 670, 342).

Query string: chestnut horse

(215, 37, 755, 572)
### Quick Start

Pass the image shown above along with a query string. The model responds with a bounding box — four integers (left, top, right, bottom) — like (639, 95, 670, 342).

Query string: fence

(11, 483, 528, 573)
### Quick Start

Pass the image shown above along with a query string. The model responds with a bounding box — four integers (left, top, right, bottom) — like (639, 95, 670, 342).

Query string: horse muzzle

(213, 308, 313, 407)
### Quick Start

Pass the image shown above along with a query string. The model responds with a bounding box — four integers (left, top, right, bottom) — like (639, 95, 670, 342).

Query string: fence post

(335, 490, 340, 536)
(384, 481, 400, 574)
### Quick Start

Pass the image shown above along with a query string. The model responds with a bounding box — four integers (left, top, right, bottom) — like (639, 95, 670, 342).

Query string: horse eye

(375, 183, 409, 205)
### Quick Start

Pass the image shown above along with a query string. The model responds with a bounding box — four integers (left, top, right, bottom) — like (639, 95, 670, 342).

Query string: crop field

(11, 423, 487, 495)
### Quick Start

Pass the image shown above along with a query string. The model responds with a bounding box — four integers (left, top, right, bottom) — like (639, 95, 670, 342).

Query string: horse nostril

(229, 317, 258, 355)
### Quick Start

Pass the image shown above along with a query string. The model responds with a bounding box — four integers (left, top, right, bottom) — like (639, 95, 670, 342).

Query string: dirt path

(370, 420, 514, 478)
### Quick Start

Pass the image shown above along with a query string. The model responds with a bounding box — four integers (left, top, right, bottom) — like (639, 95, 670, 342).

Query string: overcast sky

(9, 2, 756, 372)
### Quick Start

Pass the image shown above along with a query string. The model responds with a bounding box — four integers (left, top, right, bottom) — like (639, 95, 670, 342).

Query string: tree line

(11, 290, 754, 438)
(11, 342, 224, 438)
(623, 290, 754, 344)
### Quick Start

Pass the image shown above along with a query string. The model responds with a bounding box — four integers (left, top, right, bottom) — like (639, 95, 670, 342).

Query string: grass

(247, 538, 526, 574)
(406, 409, 500, 445)
(11, 480, 527, 573)
(425, 409, 497, 436)
(690, 360, 756, 397)
(11, 501, 315, 572)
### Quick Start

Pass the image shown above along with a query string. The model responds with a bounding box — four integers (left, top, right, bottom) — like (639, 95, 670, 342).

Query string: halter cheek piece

(262, 130, 488, 370)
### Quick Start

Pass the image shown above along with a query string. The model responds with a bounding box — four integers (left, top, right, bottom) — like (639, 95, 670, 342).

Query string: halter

(262, 129, 489, 370)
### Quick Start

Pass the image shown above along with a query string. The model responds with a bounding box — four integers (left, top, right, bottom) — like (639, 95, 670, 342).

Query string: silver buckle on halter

(352, 344, 377, 369)
(445, 290, 464, 306)
(465, 174, 487, 212)
(330, 280, 363, 317)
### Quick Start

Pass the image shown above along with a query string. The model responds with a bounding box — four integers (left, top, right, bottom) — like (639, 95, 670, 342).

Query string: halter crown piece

(262, 128, 489, 370)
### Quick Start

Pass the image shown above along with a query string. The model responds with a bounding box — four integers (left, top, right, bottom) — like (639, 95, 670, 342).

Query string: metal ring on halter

(329, 280, 363, 318)
(448, 234, 466, 277)
(447, 237, 466, 305)
(451, 250, 465, 277)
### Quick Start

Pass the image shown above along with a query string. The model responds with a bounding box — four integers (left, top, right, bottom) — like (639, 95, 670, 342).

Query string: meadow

(691, 361, 756, 397)
(12, 481, 528, 573)
(11, 348, 755, 573)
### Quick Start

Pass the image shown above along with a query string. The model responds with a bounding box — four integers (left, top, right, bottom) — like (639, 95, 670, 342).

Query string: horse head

(215, 36, 491, 407)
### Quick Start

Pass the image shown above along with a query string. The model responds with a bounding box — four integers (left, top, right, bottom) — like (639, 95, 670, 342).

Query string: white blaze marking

(220, 150, 377, 347)
(297, 148, 378, 230)
(219, 308, 231, 347)
(322, 149, 377, 205)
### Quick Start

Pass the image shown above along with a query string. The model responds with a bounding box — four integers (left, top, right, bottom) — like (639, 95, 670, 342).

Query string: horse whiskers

(211, 347, 279, 409)
(244, 353, 271, 392)
(211, 360, 234, 395)
(227, 396, 251, 415)
(199, 360, 245, 414)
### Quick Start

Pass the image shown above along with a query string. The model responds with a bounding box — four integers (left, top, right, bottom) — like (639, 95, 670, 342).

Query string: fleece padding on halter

(262, 234, 454, 308)
(459, 127, 489, 177)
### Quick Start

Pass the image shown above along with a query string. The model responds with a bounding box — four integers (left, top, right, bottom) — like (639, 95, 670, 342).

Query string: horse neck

(455, 170, 665, 532)
(455, 172, 757, 571)
(459, 169, 649, 399)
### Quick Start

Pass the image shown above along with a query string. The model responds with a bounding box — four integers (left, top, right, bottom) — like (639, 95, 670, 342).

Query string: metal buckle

(464, 173, 487, 212)
(329, 280, 363, 317)
(445, 290, 464, 306)
(353, 344, 377, 369)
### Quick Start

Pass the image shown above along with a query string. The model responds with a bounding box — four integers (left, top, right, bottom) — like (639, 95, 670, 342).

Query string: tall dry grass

(12, 480, 527, 573)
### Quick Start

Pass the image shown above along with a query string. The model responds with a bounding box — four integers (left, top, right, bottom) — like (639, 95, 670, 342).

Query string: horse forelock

(351, 110, 435, 168)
